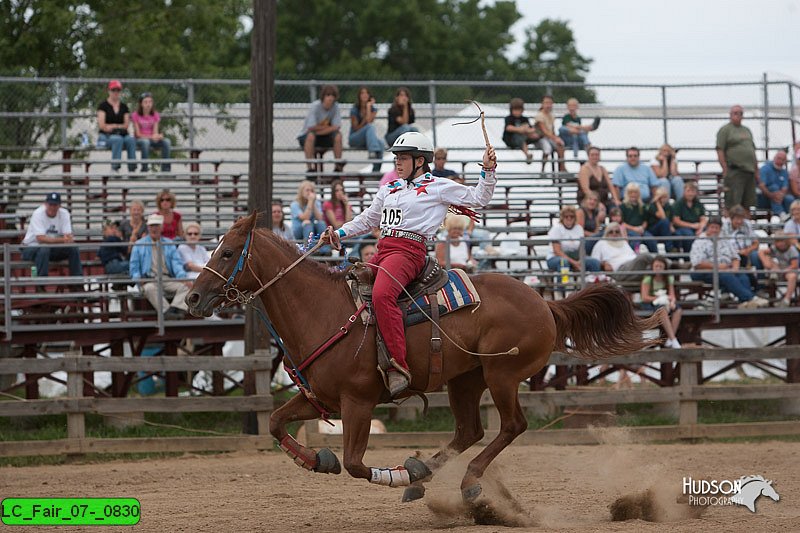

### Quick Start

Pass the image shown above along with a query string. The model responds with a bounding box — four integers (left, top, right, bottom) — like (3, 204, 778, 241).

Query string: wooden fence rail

(2, 348, 800, 456)
(0, 354, 274, 457)
(306, 347, 800, 447)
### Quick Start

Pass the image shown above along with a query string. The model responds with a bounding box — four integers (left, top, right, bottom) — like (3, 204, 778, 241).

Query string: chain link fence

(0, 76, 797, 157)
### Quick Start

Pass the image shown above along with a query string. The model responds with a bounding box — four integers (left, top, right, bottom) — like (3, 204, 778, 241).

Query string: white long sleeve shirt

(339, 170, 497, 241)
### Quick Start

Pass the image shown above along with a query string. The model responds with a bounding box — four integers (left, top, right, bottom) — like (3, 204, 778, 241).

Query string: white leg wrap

(370, 466, 411, 487)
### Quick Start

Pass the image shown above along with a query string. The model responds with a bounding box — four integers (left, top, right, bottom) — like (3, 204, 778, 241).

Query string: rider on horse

(322, 132, 497, 397)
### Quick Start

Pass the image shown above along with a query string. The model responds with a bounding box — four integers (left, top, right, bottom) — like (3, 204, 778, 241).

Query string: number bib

(381, 207, 403, 227)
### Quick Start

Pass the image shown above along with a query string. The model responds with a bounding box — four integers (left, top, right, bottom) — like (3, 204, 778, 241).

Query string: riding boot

(387, 358, 411, 397)
(387, 370, 409, 397)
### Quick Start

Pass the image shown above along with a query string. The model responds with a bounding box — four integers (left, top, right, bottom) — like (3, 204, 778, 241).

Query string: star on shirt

(388, 180, 403, 194)
(413, 177, 435, 195)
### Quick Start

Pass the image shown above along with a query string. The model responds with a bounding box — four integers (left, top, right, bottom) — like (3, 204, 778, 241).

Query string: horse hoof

(462, 483, 482, 502)
(314, 448, 341, 475)
(402, 484, 426, 502)
(403, 457, 432, 483)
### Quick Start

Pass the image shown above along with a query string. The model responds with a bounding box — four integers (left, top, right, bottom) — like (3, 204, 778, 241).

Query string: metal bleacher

(1, 81, 799, 355)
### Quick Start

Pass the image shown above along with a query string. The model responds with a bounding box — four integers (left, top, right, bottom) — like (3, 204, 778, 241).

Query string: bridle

(202, 226, 323, 307)
(200, 225, 346, 424)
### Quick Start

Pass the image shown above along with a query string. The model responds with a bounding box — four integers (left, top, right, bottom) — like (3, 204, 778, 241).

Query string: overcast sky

(509, 0, 799, 83)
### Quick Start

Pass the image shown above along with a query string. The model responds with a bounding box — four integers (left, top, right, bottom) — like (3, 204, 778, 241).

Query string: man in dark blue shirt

(430, 147, 459, 179)
(758, 150, 794, 218)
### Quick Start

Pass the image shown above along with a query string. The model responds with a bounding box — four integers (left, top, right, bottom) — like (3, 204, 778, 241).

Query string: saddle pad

(404, 269, 480, 327)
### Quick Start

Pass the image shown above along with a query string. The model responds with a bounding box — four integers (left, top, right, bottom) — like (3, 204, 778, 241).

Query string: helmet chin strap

(406, 155, 424, 183)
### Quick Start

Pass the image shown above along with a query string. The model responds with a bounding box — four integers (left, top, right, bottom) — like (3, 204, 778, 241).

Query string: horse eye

(222, 249, 233, 259)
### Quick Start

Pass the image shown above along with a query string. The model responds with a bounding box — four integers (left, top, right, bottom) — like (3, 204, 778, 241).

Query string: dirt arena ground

(2, 438, 798, 532)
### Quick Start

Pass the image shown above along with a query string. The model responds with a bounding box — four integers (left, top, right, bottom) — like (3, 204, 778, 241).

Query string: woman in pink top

(132, 92, 172, 172)
(322, 179, 353, 229)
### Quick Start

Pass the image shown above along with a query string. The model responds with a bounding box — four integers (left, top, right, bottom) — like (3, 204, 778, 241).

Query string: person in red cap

(97, 80, 137, 174)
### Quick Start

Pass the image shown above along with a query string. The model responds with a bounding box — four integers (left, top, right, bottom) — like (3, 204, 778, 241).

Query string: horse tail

(546, 283, 663, 359)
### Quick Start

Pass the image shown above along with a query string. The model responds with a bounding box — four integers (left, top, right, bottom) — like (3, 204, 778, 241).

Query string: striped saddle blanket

(403, 269, 480, 326)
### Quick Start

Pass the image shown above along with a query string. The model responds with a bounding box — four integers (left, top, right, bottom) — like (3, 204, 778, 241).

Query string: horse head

(760, 480, 780, 502)
(186, 211, 262, 317)
(735, 475, 780, 512)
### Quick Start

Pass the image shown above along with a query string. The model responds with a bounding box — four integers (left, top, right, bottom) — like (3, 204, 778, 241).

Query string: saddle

(346, 257, 451, 394)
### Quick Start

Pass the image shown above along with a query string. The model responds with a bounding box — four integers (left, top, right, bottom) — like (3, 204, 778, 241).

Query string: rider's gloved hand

(320, 226, 342, 251)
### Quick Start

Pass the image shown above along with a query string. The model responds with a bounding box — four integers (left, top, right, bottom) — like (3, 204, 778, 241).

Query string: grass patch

(0, 411, 249, 442)
(698, 399, 787, 424)
(380, 407, 456, 432)
(0, 452, 185, 468)
(616, 402, 678, 426)
(0, 414, 70, 441)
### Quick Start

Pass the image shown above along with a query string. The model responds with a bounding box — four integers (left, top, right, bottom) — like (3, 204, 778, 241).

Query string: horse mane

(255, 227, 349, 282)
(739, 475, 769, 485)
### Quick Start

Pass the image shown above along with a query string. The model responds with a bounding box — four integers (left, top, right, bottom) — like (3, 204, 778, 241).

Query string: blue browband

(226, 229, 252, 288)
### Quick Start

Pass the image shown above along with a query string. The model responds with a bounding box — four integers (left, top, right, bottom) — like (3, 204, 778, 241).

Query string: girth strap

(426, 291, 444, 392)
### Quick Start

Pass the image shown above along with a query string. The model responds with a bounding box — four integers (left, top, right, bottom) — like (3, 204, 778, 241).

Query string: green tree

(512, 19, 595, 103)
(0, 1, 94, 211)
(80, 0, 251, 78)
(270, 2, 595, 105)
(79, 0, 253, 139)
(0, 0, 254, 148)
(274, 0, 521, 80)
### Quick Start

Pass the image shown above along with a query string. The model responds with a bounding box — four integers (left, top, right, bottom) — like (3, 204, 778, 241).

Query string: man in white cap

(129, 213, 190, 319)
(21, 192, 83, 277)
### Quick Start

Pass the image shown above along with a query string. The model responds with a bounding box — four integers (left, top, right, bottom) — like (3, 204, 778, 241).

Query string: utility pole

(248, 0, 276, 212)
(243, 0, 276, 434)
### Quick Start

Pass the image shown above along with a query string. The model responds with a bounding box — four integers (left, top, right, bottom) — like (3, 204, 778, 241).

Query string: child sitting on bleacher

(756, 230, 798, 307)
(502, 98, 542, 164)
(639, 255, 682, 348)
(98, 220, 129, 275)
(132, 92, 172, 172)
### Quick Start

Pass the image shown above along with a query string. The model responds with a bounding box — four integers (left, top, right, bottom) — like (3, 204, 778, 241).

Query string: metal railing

(0, 75, 797, 155)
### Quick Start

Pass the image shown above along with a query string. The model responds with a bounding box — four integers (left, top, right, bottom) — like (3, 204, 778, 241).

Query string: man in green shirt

(716, 105, 760, 210)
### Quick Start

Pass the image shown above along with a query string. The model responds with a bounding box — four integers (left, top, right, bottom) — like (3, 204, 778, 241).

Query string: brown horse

(186, 212, 661, 513)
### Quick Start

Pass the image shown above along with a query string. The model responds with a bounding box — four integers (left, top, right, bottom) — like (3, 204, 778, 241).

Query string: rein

(202, 227, 324, 306)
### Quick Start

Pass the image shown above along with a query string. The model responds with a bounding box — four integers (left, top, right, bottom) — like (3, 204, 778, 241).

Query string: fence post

(661, 85, 668, 145)
(486, 405, 501, 432)
(187, 79, 195, 149)
(483, 390, 500, 431)
(308, 80, 317, 102)
(678, 359, 698, 429)
(712, 236, 720, 323)
(253, 348, 272, 435)
(58, 77, 69, 147)
(155, 241, 164, 336)
(762, 72, 769, 161)
(65, 352, 86, 451)
(429, 81, 438, 148)
(3, 243, 11, 341)
(789, 82, 796, 147)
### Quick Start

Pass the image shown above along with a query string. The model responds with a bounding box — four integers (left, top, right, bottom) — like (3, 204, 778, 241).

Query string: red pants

(370, 237, 427, 370)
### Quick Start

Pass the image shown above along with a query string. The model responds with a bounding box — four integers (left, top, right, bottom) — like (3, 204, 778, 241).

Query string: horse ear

(242, 210, 265, 233)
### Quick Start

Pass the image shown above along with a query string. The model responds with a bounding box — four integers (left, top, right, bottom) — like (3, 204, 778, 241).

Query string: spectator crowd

(18, 82, 800, 337)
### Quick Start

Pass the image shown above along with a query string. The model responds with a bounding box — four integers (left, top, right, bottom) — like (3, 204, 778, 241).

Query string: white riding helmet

(388, 132, 434, 163)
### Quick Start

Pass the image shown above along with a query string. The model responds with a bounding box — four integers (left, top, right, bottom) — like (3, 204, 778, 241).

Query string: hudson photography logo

(682, 475, 780, 512)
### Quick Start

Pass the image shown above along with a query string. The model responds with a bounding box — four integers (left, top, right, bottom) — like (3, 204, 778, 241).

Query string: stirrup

(389, 358, 411, 381)
(388, 371, 410, 397)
